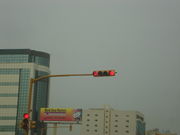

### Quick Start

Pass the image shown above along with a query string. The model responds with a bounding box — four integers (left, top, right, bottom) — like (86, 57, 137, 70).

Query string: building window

(95, 114, 98, 117)
(115, 114, 119, 117)
(87, 119, 90, 121)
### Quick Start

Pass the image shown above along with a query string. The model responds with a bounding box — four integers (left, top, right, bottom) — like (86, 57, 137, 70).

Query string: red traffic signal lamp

(93, 70, 116, 77)
(23, 113, 30, 119)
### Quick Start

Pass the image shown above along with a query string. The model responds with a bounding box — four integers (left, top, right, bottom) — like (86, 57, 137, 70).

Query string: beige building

(81, 106, 145, 135)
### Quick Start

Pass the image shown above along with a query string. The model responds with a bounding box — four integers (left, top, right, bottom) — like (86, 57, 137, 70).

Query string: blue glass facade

(0, 49, 50, 135)
(0, 55, 29, 63)
(136, 120, 145, 135)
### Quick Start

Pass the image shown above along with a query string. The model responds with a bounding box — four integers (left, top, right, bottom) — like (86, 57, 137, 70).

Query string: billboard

(40, 108, 82, 122)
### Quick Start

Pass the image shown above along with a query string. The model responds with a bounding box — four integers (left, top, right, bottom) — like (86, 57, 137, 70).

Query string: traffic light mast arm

(28, 73, 93, 113)
(33, 73, 93, 82)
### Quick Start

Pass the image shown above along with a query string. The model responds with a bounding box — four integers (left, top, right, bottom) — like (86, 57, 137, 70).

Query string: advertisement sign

(40, 108, 82, 122)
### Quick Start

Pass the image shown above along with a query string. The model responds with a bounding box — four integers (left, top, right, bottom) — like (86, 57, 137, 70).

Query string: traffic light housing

(20, 113, 29, 133)
(22, 118, 29, 132)
(93, 70, 116, 77)
(30, 121, 36, 129)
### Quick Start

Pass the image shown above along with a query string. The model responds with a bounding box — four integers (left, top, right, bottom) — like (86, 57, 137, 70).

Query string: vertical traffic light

(20, 113, 29, 133)
(93, 70, 116, 77)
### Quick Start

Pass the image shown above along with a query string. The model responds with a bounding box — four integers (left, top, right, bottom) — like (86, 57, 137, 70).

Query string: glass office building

(0, 49, 50, 135)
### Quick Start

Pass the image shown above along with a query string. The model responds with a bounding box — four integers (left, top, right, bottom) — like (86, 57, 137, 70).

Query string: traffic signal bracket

(30, 120, 36, 129)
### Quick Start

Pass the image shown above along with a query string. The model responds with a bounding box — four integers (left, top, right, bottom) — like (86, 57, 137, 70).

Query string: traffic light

(30, 120, 36, 129)
(21, 113, 29, 133)
(93, 70, 116, 77)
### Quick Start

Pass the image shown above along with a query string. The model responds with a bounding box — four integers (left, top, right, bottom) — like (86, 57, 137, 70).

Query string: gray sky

(0, 0, 180, 134)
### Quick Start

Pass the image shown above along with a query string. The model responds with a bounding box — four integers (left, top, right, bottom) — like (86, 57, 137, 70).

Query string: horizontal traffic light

(93, 70, 116, 77)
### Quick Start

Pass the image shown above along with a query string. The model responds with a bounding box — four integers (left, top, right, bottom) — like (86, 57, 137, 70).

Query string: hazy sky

(0, 0, 180, 134)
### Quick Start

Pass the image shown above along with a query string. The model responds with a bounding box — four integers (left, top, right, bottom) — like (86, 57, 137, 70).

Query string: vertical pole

(28, 79, 34, 114)
(53, 123, 57, 135)
(27, 79, 34, 135)
(24, 130, 28, 135)
(41, 127, 44, 135)
(69, 124, 72, 131)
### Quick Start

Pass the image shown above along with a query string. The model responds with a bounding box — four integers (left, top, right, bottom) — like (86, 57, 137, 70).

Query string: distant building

(146, 129, 177, 135)
(146, 129, 160, 135)
(0, 49, 50, 135)
(81, 106, 145, 135)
